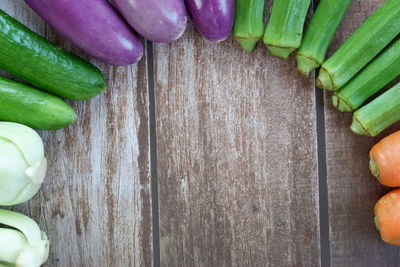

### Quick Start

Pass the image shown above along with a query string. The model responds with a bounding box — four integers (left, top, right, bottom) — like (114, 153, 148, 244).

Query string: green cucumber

(0, 76, 76, 130)
(351, 82, 400, 137)
(317, 0, 400, 91)
(263, 0, 311, 59)
(0, 10, 106, 100)
(333, 38, 400, 112)
(233, 0, 266, 52)
(296, 0, 352, 76)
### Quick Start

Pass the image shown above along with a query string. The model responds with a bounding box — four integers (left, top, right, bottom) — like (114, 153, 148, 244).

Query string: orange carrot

(369, 131, 400, 187)
(374, 189, 400, 245)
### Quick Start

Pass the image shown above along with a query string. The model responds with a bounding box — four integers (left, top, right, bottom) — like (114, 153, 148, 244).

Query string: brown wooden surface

(154, 25, 320, 266)
(2, 1, 153, 266)
(2, 0, 400, 266)
(324, 1, 400, 266)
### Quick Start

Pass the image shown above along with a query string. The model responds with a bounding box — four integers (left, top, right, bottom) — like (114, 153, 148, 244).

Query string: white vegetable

(0, 209, 49, 267)
(0, 122, 47, 206)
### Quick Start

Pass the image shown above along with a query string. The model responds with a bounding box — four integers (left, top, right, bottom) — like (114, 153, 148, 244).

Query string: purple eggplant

(184, 0, 235, 42)
(24, 0, 143, 65)
(114, 0, 187, 43)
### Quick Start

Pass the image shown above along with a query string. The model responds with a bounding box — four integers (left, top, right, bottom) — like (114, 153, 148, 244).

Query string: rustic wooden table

(3, 0, 400, 266)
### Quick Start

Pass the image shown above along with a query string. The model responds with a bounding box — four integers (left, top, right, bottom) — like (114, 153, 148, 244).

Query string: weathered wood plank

(154, 24, 320, 266)
(1, 1, 153, 266)
(324, 0, 400, 266)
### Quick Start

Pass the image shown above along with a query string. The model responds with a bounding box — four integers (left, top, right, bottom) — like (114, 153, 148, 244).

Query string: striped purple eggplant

(24, 0, 143, 65)
(114, 0, 188, 43)
(184, 0, 235, 42)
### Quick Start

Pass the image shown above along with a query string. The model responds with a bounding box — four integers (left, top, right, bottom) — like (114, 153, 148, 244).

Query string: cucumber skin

(233, 0, 266, 52)
(334, 38, 400, 112)
(296, 0, 352, 75)
(263, 0, 311, 58)
(0, 10, 106, 100)
(317, 0, 400, 90)
(352, 82, 400, 137)
(0, 76, 76, 130)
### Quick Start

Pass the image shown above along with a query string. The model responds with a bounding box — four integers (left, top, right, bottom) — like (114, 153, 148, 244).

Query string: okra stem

(296, 0, 352, 76)
(351, 82, 400, 137)
(333, 38, 400, 112)
(263, 0, 311, 59)
(317, 0, 400, 91)
(233, 0, 266, 52)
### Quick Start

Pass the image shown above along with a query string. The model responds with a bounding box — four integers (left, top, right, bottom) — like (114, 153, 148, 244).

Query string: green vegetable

(0, 9, 106, 100)
(0, 76, 76, 130)
(263, 0, 311, 59)
(317, 0, 400, 91)
(333, 38, 400, 112)
(351, 82, 400, 137)
(233, 0, 266, 51)
(296, 0, 352, 76)
(0, 122, 47, 206)
(0, 209, 49, 267)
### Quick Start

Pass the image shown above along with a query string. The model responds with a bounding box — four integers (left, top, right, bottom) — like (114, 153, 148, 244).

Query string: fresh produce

(263, 0, 311, 59)
(351, 82, 400, 137)
(114, 0, 187, 43)
(0, 122, 47, 205)
(369, 131, 400, 187)
(0, 10, 106, 100)
(0, 209, 49, 267)
(333, 38, 400, 112)
(233, 0, 266, 51)
(24, 0, 143, 65)
(317, 0, 400, 90)
(0, 76, 76, 130)
(374, 189, 400, 245)
(296, 0, 352, 76)
(184, 0, 235, 42)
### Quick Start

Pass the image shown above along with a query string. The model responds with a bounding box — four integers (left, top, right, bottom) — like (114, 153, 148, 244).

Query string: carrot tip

(369, 157, 380, 180)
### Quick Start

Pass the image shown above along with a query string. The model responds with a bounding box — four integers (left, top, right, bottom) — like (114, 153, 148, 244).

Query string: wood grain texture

(1, 1, 152, 266)
(324, 0, 400, 266)
(154, 25, 320, 266)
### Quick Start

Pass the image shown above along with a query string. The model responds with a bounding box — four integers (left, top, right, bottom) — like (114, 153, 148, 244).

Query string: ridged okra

(351, 82, 400, 137)
(233, 0, 266, 51)
(263, 0, 311, 59)
(296, 0, 352, 76)
(317, 0, 400, 91)
(333, 38, 400, 112)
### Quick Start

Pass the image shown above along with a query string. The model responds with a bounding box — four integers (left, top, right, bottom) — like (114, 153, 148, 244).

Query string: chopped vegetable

(333, 38, 400, 112)
(0, 122, 47, 205)
(184, 0, 235, 42)
(374, 189, 400, 245)
(317, 0, 400, 90)
(0, 76, 76, 130)
(114, 0, 187, 43)
(263, 0, 311, 59)
(369, 131, 400, 187)
(351, 82, 400, 137)
(0, 209, 49, 267)
(233, 0, 266, 51)
(296, 0, 352, 76)
(24, 0, 143, 65)
(0, 10, 106, 100)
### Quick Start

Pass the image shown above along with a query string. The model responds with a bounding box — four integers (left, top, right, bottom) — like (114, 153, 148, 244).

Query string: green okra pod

(263, 0, 311, 59)
(296, 0, 352, 76)
(351, 82, 400, 137)
(333, 38, 400, 112)
(233, 0, 266, 52)
(317, 0, 400, 91)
